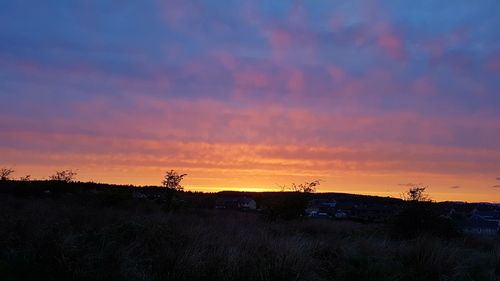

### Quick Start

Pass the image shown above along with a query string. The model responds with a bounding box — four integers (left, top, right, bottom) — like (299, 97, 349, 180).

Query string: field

(0, 182, 499, 281)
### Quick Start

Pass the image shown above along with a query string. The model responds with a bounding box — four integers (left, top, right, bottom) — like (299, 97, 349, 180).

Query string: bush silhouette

(391, 202, 461, 239)
(49, 170, 77, 182)
(0, 168, 14, 181)
(161, 169, 187, 211)
(263, 192, 310, 220)
(263, 180, 320, 220)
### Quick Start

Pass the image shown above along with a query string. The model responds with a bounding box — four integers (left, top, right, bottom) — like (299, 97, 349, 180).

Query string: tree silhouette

(0, 168, 14, 181)
(19, 175, 31, 181)
(161, 170, 187, 211)
(280, 179, 321, 193)
(162, 170, 187, 191)
(50, 170, 77, 182)
(393, 184, 459, 238)
(290, 180, 321, 193)
(401, 185, 431, 202)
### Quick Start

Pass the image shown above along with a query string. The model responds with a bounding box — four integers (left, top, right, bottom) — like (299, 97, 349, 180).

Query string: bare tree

(282, 180, 321, 193)
(50, 170, 77, 183)
(162, 170, 187, 191)
(19, 175, 31, 181)
(0, 168, 14, 181)
(401, 185, 431, 202)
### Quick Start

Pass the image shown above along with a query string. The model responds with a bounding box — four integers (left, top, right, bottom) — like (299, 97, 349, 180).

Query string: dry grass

(0, 193, 498, 281)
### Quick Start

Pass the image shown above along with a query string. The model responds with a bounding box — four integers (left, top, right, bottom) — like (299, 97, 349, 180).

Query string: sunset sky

(1, 1, 500, 202)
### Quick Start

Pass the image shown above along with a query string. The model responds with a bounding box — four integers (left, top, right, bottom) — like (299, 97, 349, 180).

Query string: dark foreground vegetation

(0, 180, 499, 281)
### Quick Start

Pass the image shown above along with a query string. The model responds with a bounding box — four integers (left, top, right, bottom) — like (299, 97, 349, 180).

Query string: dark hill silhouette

(0, 179, 499, 280)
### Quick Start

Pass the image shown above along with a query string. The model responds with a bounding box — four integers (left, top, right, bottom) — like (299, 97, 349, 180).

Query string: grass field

(0, 182, 499, 281)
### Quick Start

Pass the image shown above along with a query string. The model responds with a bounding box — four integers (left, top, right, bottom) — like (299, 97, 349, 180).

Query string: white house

(238, 197, 257, 210)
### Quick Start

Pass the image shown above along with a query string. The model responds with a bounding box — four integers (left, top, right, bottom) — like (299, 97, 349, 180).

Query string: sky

(1, 0, 500, 202)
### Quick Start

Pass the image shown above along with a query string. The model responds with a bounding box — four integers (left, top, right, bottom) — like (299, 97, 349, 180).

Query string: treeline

(0, 178, 467, 239)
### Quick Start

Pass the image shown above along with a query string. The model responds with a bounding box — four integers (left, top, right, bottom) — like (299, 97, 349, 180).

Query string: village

(211, 193, 500, 236)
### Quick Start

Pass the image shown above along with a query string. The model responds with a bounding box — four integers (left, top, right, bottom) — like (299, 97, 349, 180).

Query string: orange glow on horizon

(4, 161, 499, 203)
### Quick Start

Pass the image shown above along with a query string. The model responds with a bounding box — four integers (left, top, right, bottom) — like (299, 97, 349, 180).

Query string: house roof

(474, 210, 500, 220)
(464, 215, 499, 229)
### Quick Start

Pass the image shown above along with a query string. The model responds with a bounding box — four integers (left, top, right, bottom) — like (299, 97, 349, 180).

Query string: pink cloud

(234, 71, 270, 88)
(214, 52, 237, 70)
(287, 68, 304, 97)
(268, 29, 292, 60)
(329, 13, 343, 31)
(378, 29, 405, 60)
(2, 127, 499, 178)
(270, 29, 291, 48)
(55, 96, 498, 150)
(359, 9, 405, 60)
(412, 76, 437, 96)
(327, 65, 346, 82)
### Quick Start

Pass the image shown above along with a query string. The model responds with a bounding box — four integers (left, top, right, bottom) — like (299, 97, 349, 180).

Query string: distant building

(334, 210, 348, 219)
(463, 214, 499, 236)
(305, 199, 337, 218)
(330, 201, 398, 221)
(215, 196, 257, 210)
(472, 210, 500, 226)
(238, 197, 257, 210)
(132, 191, 147, 199)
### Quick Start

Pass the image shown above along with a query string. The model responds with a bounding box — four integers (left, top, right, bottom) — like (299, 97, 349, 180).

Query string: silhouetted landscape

(1, 176, 499, 281)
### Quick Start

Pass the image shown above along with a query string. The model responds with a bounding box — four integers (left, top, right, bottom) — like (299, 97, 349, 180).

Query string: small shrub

(391, 202, 461, 239)
(50, 170, 77, 183)
(262, 192, 311, 220)
(19, 175, 31, 181)
(0, 168, 14, 181)
(161, 170, 187, 211)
